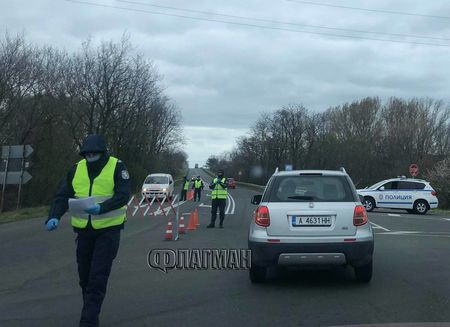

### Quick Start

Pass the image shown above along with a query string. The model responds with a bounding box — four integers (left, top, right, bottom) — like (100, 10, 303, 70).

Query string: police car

(357, 177, 438, 215)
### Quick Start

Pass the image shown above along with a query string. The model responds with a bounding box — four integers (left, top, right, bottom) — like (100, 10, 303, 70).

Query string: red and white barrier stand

(126, 193, 181, 241)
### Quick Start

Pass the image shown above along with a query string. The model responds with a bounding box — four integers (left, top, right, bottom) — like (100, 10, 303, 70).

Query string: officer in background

(180, 176, 190, 201)
(207, 169, 228, 228)
(45, 135, 131, 327)
(192, 175, 204, 202)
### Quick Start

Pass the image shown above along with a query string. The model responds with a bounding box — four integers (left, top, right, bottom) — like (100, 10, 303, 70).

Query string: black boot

(206, 223, 215, 228)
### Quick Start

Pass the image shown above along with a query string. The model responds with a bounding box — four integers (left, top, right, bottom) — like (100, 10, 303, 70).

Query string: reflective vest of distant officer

(207, 170, 228, 228)
(45, 134, 131, 327)
(180, 176, 190, 201)
(192, 176, 204, 202)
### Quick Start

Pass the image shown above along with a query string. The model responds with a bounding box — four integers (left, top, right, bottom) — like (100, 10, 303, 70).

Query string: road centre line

(225, 194, 231, 214)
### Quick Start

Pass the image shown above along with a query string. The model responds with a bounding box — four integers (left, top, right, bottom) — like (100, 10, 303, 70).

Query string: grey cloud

(2, 0, 450, 163)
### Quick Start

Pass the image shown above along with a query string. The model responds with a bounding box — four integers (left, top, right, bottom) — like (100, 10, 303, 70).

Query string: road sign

(1, 145, 33, 159)
(0, 171, 32, 185)
(285, 164, 293, 171)
(409, 164, 419, 177)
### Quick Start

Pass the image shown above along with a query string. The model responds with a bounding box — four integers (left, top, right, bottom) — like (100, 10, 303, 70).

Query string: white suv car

(248, 169, 374, 283)
(358, 177, 438, 215)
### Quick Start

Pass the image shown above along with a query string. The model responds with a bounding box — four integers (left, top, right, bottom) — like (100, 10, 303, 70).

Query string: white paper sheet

(68, 197, 96, 214)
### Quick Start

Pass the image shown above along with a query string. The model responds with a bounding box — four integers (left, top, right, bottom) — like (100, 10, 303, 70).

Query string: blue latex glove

(85, 204, 101, 215)
(46, 218, 59, 231)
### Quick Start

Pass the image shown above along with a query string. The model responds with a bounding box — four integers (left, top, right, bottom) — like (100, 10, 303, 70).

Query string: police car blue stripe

(378, 201, 413, 204)
(429, 202, 438, 204)
(359, 189, 433, 192)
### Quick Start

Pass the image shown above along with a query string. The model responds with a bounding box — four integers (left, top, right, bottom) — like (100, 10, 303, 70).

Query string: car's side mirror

(379, 186, 385, 191)
(251, 194, 262, 205)
(169, 181, 173, 184)
(358, 194, 365, 203)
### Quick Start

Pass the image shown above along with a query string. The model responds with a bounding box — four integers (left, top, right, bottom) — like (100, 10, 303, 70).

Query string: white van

(142, 173, 174, 199)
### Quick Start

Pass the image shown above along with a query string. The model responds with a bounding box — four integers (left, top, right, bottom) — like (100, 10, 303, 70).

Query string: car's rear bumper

(248, 240, 374, 267)
(429, 201, 438, 209)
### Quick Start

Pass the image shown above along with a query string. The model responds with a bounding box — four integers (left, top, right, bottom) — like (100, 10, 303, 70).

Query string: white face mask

(85, 154, 101, 162)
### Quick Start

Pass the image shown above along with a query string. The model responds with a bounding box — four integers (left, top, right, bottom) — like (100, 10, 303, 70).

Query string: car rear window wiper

(287, 195, 314, 200)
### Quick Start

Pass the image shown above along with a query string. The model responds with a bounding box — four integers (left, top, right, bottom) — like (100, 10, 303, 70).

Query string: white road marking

(378, 231, 419, 235)
(377, 231, 450, 238)
(225, 195, 231, 214)
(370, 222, 390, 232)
(230, 193, 236, 214)
(225, 193, 236, 215)
(199, 203, 212, 208)
(371, 212, 449, 221)
(388, 213, 401, 217)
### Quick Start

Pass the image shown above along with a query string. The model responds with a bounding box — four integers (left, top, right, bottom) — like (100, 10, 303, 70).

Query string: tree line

(207, 97, 450, 208)
(0, 33, 187, 210)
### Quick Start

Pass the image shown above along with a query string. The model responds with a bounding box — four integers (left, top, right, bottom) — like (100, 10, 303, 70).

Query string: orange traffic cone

(165, 221, 173, 240)
(194, 208, 200, 226)
(179, 216, 186, 234)
(187, 212, 196, 231)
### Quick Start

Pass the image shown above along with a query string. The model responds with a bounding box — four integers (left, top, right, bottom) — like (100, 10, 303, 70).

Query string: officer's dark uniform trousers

(76, 224, 121, 326)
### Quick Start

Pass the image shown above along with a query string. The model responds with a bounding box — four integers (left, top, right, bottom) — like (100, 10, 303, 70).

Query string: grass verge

(430, 208, 450, 217)
(0, 206, 48, 224)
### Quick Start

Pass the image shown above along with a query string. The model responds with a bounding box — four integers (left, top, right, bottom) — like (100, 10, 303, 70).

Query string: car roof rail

(339, 167, 346, 174)
(274, 167, 279, 174)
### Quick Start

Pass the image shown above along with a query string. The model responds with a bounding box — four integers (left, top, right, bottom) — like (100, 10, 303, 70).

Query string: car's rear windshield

(144, 176, 169, 184)
(265, 175, 355, 202)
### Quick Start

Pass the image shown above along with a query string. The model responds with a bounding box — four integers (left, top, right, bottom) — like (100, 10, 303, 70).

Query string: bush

(426, 158, 450, 209)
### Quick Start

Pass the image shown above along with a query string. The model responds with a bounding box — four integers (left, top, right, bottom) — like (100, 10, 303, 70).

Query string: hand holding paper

(68, 197, 96, 214)
(85, 204, 101, 215)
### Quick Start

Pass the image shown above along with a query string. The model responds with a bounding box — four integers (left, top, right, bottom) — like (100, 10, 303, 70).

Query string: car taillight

(431, 191, 437, 196)
(353, 205, 368, 226)
(254, 206, 270, 227)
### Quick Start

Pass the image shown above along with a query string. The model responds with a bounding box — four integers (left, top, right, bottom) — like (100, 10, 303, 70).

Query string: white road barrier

(127, 194, 177, 217)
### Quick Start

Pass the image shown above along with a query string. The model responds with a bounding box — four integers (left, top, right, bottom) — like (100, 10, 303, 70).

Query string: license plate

(291, 216, 333, 227)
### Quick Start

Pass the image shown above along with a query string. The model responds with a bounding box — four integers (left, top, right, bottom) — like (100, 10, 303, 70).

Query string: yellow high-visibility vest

(212, 178, 227, 200)
(194, 180, 202, 189)
(183, 180, 190, 190)
(71, 157, 126, 229)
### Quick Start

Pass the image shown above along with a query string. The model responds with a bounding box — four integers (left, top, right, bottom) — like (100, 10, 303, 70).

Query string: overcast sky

(2, 0, 450, 166)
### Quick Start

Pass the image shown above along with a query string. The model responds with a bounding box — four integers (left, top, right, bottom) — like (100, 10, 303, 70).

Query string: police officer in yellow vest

(180, 175, 190, 201)
(45, 135, 131, 327)
(192, 175, 204, 202)
(207, 169, 228, 228)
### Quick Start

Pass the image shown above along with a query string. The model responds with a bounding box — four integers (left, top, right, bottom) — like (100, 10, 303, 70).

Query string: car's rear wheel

(354, 261, 372, 283)
(414, 200, 429, 215)
(249, 265, 267, 283)
(364, 197, 376, 212)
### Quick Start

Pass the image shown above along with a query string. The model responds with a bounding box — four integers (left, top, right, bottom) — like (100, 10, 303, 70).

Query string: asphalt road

(1, 168, 450, 327)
